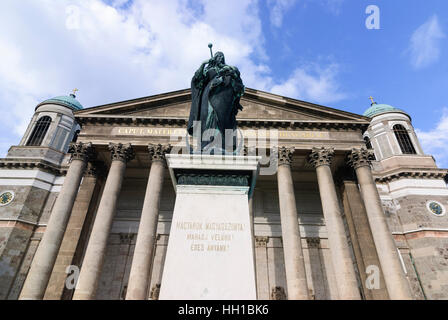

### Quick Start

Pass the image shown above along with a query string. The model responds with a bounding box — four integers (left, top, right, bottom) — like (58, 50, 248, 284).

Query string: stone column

(125, 144, 171, 300)
(73, 143, 134, 300)
(308, 147, 360, 300)
(338, 174, 389, 300)
(254, 236, 269, 300)
(347, 147, 413, 300)
(306, 238, 326, 300)
(44, 161, 105, 300)
(19, 142, 93, 300)
(276, 147, 309, 300)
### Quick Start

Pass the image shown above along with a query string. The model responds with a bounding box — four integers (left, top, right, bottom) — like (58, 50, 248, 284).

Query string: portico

(18, 88, 412, 300)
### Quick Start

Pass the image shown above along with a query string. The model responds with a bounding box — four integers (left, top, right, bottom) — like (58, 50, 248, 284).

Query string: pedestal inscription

(160, 154, 260, 300)
(159, 185, 256, 299)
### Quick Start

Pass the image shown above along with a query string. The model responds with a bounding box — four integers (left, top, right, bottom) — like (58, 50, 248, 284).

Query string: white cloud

(267, 0, 297, 28)
(0, 0, 347, 157)
(415, 108, 448, 168)
(408, 15, 445, 69)
(270, 63, 346, 104)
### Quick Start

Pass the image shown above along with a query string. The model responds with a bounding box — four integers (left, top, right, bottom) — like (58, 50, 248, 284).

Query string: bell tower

(0, 91, 83, 299)
(363, 98, 426, 163)
(16, 90, 82, 160)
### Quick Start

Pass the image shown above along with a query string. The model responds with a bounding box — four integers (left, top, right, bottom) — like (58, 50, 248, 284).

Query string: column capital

(148, 144, 172, 162)
(85, 161, 107, 178)
(306, 237, 321, 248)
(346, 147, 375, 169)
(119, 233, 135, 244)
(307, 147, 334, 168)
(255, 236, 269, 248)
(68, 142, 94, 162)
(109, 143, 135, 163)
(277, 146, 295, 166)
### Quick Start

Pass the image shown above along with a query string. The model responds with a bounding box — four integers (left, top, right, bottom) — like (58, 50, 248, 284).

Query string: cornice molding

(375, 170, 448, 183)
(75, 115, 368, 131)
(0, 159, 64, 175)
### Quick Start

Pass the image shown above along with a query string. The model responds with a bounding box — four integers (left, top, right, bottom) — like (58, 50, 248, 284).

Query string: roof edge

(75, 87, 369, 122)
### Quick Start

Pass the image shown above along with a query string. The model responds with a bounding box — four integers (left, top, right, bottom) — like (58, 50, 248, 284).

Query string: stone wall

(0, 183, 53, 299)
(383, 189, 448, 299)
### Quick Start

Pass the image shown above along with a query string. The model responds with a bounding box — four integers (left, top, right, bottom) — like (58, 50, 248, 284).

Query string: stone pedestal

(159, 154, 260, 300)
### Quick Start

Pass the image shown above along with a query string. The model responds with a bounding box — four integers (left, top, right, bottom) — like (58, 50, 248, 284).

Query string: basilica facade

(0, 88, 447, 300)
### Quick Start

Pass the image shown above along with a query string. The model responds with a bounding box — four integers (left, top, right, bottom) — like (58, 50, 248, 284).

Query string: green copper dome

(37, 94, 83, 111)
(363, 103, 399, 118)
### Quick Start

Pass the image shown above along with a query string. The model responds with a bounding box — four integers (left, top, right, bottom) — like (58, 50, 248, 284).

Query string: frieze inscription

(112, 127, 330, 139)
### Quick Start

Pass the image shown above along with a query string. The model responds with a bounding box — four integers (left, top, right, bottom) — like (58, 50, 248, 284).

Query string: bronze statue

(187, 44, 244, 153)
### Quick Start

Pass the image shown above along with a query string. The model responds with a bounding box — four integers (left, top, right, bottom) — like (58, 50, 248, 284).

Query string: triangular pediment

(75, 88, 369, 123)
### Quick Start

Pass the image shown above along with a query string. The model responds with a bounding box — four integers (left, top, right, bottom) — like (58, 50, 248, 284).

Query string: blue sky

(0, 0, 447, 166)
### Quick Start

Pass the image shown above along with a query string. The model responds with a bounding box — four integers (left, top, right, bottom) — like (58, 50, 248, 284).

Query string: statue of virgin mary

(187, 51, 245, 153)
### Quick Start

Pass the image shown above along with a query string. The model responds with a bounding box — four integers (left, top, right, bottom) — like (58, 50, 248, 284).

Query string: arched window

(26, 116, 52, 146)
(393, 124, 416, 154)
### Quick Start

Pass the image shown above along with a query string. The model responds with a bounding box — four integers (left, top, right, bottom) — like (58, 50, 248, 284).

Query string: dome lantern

(36, 90, 83, 111)
(363, 97, 407, 118)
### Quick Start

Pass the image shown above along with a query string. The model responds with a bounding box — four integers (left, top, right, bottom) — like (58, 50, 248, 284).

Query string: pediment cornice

(74, 88, 370, 127)
(373, 168, 448, 183)
(75, 114, 368, 131)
